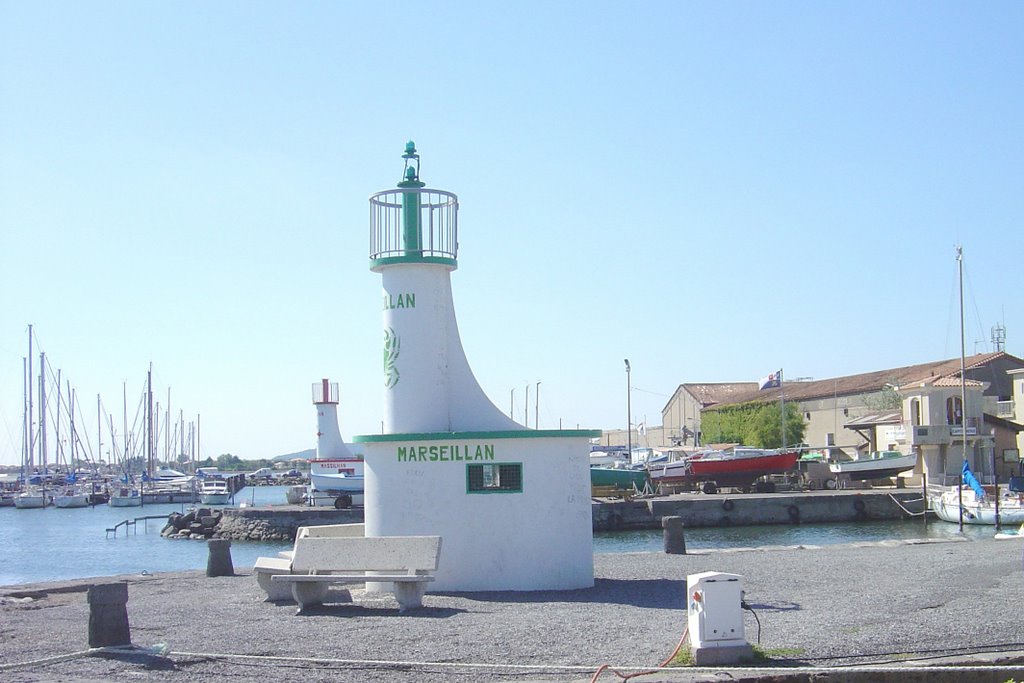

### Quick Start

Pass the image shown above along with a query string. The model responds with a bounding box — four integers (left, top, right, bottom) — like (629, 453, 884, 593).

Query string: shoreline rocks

(160, 505, 364, 542)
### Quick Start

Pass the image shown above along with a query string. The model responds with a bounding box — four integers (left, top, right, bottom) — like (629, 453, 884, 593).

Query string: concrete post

(662, 515, 686, 555)
(87, 583, 131, 648)
(206, 538, 234, 577)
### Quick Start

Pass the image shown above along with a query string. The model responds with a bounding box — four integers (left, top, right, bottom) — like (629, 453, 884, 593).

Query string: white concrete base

(690, 642, 754, 666)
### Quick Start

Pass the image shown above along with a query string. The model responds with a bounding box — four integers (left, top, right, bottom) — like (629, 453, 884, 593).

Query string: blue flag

(961, 460, 985, 500)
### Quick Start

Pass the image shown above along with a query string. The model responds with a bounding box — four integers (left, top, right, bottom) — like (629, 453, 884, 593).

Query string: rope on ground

(0, 643, 170, 671)
(590, 627, 690, 682)
(7, 644, 1024, 678)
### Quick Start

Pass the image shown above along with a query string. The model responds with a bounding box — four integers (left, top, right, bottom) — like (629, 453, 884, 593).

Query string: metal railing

(105, 514, 169, 538)
(996, 400, 1015, 418)
(369, 188, 458, 262)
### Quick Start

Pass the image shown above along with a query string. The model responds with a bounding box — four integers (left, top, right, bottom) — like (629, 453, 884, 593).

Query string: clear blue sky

(2, 2, 1022, 466)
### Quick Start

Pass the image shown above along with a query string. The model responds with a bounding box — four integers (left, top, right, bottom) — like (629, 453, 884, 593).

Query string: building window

(946, 397, 963, 425)
(467, 463, 523, 494)
(910, 398, 921, 426)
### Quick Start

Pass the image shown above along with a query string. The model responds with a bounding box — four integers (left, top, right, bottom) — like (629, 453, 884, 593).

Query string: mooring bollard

(87, 582, 131, 648)
(207, 538, 235, 577)
(662, 515, 687, 555)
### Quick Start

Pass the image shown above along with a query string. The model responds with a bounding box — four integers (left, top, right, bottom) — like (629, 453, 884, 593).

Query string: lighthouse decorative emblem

(383, 327, 400, 388)
(369, 142, 522, 434)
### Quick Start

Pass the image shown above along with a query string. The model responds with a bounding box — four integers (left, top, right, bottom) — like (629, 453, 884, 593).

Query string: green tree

(216, 453, 242, 470)
(749, 402, 806, 448)
(701, 401, 806, 448)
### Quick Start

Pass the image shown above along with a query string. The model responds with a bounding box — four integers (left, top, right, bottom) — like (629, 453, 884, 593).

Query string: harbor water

(0, 485, 1002, 586)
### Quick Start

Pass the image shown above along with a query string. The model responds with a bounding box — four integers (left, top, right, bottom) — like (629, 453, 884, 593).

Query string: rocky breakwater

(161, 508, 224, 540)
(161, 505, 364, 542)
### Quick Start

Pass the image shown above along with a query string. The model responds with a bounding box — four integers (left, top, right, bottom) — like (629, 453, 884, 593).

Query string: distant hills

(270, 448, 315, 463)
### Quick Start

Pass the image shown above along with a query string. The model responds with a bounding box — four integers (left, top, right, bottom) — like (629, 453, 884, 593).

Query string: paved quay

(1, 535, 1022, 683)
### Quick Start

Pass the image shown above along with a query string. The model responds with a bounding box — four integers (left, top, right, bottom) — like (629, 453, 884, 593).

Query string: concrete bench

(271, 535, 442, 613)
(254, 523, 364, 600)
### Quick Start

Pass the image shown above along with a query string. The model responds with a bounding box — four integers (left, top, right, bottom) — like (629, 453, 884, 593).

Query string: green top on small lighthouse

(398, 140, 424, 188)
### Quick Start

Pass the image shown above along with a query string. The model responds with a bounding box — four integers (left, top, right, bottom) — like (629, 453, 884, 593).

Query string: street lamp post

(535, 381, 541, 430)
(624, 360, 632, 464)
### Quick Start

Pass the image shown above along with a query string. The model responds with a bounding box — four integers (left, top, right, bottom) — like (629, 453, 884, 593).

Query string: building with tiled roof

(661, 352, 1024, 484)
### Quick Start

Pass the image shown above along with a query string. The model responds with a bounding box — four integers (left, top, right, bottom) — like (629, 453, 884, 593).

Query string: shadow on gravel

(92, 651, 179, 672)
(289, 604, 464, 619)
(746, 600, 802, 612)
(439, 578, 685, 610)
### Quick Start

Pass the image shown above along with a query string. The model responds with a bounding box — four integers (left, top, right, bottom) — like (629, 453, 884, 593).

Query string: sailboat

(929, 247, 1024, 527)
(14, 332, 52, 509)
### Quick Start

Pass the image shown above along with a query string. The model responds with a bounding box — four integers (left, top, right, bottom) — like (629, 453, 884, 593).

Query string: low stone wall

(159, 491, 926, 541)
(592, 490, 927, 531)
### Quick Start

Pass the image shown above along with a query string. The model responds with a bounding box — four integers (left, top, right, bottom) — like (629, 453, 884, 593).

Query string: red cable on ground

(589, 627, 689, 683)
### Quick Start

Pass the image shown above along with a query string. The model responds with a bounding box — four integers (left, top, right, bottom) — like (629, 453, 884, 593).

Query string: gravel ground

(2, 536, 1023, 682)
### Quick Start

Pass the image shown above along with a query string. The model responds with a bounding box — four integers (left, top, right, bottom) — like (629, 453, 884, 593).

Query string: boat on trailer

(829, 450, 918, 481)
(648, 445, 800, 494)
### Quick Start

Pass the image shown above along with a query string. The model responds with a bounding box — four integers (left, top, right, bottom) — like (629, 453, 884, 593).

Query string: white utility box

(687, 571, 747, 648)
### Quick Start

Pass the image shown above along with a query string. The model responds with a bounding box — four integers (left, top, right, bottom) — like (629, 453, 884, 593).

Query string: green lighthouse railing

(369, 142, 458, 270)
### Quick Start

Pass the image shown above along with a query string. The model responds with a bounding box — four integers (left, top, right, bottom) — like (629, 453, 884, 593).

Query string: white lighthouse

(355, 143, 599, 591)
(312, 378, 354, 460)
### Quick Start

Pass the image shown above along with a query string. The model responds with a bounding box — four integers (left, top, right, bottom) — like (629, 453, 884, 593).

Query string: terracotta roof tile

(707, 352, 1021, 409)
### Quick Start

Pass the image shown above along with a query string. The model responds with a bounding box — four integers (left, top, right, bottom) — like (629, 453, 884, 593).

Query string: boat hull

(829, 454, 918, 481)
(199, 493, 231, 505)
(931, 490, 1024, 526)
(13, 494, 50, 509)
(54, 494, 89, 508)
(310, 472, 364, 495)
(689, 450, 800, 487)
(309, 457, 365, 495)
(647, 460, 693, 485)
(589, 466, 649, 490)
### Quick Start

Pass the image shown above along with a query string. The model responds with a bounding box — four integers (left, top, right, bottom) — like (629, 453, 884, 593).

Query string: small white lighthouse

(355, 143, 599, 591)
(312, 378, 354, 460)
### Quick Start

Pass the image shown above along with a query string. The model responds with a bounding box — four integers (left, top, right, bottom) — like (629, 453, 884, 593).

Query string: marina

(0, 485, 1010, 587)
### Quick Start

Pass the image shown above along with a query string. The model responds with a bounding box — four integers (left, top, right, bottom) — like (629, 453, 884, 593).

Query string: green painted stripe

(353, 429, 601, 443)
(370, 255, 457, 269)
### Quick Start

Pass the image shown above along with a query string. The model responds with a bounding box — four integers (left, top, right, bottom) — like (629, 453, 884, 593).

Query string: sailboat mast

(68, 382, 76, 468)
(122, 381, 128, 470)
(96, 394, 102, 467)
(38, 352, 47, 471)
(956, 245, 967, 531)
(957, 246, 967, 465)
(55, 369, 61, 471)
(165, 387, 171, 463)
(27, 326, 34, 469)
(22, 357, 27, 475)
(147, 364, 154, 478)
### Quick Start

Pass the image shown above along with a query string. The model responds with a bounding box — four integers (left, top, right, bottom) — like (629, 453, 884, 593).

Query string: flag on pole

(759, 369, 782, 390)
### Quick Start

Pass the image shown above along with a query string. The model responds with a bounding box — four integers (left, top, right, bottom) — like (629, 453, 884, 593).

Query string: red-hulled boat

(648, 445, 800, 493)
